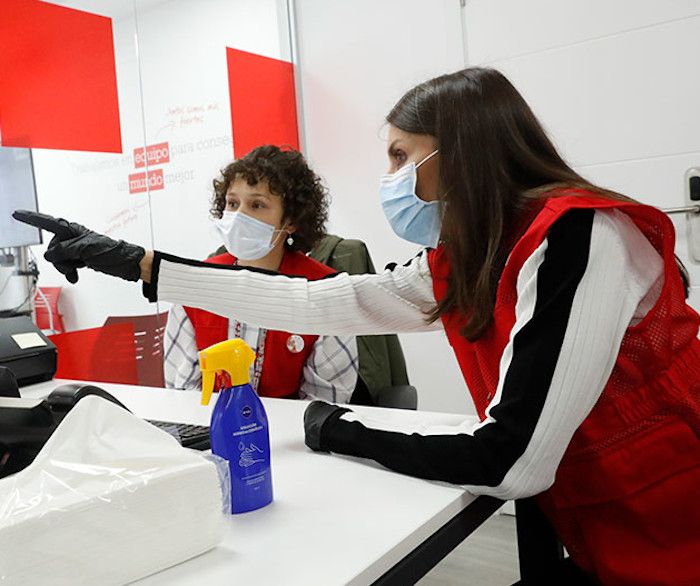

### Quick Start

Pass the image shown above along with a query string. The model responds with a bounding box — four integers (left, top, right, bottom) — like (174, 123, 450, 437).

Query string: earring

(287, 235, 294, 246)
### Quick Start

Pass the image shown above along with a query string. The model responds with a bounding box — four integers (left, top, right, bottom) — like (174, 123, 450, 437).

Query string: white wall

(294, 0, 700, 414)
(463, 0, 700, 311)
(294, 0, 474, 414)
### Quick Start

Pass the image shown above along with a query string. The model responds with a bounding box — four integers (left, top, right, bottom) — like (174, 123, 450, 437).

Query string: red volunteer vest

(429, 191, 700, 585)
(184, 250, 335, 398)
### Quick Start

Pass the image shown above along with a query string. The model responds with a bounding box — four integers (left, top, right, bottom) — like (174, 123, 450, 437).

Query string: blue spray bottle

(199, 339, 273, 513)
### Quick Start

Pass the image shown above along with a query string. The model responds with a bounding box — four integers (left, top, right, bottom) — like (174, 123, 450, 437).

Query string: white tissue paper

(0, 396, 225, 585)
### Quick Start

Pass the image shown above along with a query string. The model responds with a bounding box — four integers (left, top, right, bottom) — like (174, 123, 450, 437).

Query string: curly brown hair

(211, 145, 329, 253)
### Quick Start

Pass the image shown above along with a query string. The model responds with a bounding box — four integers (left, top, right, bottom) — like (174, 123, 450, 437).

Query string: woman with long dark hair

(16, 67, 700, 585)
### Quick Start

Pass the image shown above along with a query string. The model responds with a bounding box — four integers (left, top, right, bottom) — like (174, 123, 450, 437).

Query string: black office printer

(0, 315, 57, 386)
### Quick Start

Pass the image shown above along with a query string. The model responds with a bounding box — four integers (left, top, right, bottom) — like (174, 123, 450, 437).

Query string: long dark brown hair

(387, 67, 687, 340)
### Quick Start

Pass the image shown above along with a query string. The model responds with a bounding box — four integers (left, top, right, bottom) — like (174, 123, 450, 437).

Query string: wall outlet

(686, 167, 700, 263)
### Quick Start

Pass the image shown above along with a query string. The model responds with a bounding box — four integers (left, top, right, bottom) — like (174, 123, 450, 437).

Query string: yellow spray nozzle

(199, 339, 256, 406)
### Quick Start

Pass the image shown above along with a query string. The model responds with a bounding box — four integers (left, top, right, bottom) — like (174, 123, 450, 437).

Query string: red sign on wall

(128, 169, 164, 194)
(134, 142, 170, 168)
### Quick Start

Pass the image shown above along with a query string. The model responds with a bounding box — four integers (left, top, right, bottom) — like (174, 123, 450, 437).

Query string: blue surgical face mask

(379, 149, 441, 248)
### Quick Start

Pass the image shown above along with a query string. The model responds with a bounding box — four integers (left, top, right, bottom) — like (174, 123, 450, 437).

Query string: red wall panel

(0, 0, 122, 152)
(226, 48, 299, 157)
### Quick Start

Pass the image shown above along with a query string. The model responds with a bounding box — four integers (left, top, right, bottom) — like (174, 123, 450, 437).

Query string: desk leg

(515, 498, 564, 581)
(372, 496, 503, 586)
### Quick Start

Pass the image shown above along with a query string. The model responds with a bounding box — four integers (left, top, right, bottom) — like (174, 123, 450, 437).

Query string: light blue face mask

(215, 211, 286, 260)
(379, 149, 441, 248)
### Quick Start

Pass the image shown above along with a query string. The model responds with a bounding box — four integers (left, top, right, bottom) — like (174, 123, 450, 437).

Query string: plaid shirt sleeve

(299, 335, 358, 404)
(163, 304, 202, 390)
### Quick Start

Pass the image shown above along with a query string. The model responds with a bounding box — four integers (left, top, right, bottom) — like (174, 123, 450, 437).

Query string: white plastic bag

(0, 396, 225, 585)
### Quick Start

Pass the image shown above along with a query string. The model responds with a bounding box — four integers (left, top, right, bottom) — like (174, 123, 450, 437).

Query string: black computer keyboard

(147, 420, 210, 450)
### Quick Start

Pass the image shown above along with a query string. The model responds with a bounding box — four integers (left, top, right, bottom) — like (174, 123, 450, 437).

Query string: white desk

(22, 380, 503, 586)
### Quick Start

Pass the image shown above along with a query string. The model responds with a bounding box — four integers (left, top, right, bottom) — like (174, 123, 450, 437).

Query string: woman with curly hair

(162, 145, 358, 403)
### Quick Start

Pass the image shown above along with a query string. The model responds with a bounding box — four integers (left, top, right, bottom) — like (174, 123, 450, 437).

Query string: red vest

(184, 251, 335, 398)
(429, 191, 700, 585)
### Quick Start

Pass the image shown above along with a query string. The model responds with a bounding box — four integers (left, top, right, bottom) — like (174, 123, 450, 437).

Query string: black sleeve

(142, 251, 163, 302)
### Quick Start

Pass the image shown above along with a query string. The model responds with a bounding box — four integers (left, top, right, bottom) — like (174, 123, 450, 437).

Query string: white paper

(0, 396, 224, 585)
(10, 332, 47, 350)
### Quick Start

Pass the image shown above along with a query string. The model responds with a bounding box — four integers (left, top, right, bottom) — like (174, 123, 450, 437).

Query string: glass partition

(0, 0, 297, 386)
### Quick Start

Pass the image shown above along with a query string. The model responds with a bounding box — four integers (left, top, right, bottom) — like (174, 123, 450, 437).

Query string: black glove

(12, 210, 145, 284)
(304, 401, 352, 452)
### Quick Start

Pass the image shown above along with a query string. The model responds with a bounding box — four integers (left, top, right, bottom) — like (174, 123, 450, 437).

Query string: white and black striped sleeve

(316, 209, 664, 499)
(143, 251, 441, 336)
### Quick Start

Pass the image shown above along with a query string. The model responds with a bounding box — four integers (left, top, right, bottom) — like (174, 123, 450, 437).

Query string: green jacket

(308, 235, 410, 401)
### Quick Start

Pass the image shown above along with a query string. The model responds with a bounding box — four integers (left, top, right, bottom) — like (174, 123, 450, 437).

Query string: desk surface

(23, 380, 484, 586)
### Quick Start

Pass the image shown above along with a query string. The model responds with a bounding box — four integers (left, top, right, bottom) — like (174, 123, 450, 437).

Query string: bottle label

(232, 422, 263, 437)
(238, 441, 265, 468)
